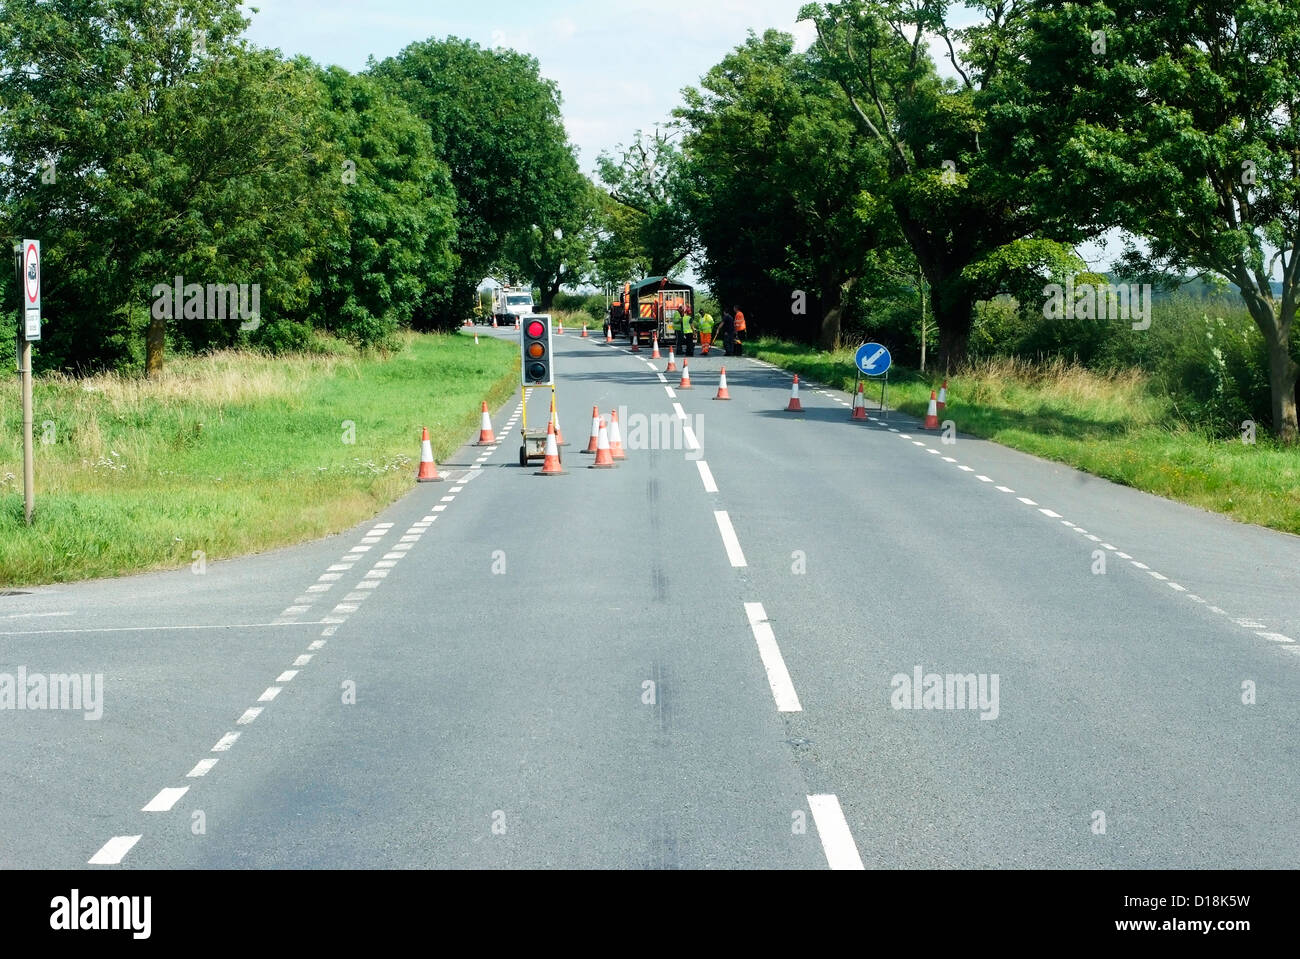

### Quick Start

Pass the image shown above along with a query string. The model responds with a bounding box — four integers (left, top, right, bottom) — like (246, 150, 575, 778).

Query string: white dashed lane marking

(88, 836, 141, 866)
(186, 758, 218, 778)
(697, 460, 719, 493)
(142, 787, 189, 813)
(744, 603, 802, 713)
(808, 794, 865, 870)
(714, 511, 748, 568)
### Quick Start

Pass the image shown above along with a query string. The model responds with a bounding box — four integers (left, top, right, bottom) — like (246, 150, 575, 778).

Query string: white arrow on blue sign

(855, 342, 891, 376)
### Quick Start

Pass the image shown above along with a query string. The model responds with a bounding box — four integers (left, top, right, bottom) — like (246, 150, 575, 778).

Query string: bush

(965, 292, 1273, 436)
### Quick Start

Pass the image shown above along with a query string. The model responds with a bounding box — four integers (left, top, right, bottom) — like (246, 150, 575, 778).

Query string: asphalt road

(2, 324, 1297, 869)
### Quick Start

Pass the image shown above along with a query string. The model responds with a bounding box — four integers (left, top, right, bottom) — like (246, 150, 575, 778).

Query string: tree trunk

(817, 275, 856, 352)
(934, 293, 975, 372)
(146, 311, 165, 377)
(1263, 331, 1299, 444)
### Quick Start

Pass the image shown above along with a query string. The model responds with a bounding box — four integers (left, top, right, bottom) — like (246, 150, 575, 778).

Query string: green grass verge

(0, 330, 519, 586)
(752, 337, 1300, 536)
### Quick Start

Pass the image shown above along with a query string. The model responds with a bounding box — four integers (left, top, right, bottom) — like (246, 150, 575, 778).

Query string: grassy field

(752, 338, 1300, 536)
(0, 331, 519, 586)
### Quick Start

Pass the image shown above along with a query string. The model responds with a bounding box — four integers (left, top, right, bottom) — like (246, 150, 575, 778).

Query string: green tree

(0, 0, 334, 373)
(677, 29, 896, 348)
(596, 130, 695, 277)
(1027, 1, 1300, 442)
(370, 38, 581, 329)
(800, 0, 1089, 369)
(590, 188, 652, 290)
(499, 168, 597, 311)
(306, 67, 458, 346)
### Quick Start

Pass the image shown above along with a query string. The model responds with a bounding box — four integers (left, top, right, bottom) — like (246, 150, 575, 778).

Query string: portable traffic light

(521, 314, 553, 386)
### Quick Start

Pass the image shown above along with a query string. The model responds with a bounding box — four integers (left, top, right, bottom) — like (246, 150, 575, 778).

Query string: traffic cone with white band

(475, 401, 496, 445)
(609, 409, 627, 460)
(923, 391, 940, 429)
(714, 367, 731, 400)
(416, 427, 443, 483)
(851, 382, 868, 420)
(535, 420, 566, 476)
(589, 419, 616, 469)
(785, 375, 803, 412)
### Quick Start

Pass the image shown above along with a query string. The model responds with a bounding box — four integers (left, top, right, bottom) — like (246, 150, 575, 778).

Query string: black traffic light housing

(521, 314, 553, 386)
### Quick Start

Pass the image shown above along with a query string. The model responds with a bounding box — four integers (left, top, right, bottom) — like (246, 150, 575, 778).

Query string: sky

(242, 0, 820, 177)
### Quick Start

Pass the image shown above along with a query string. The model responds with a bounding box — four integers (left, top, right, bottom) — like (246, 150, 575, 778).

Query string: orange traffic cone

(582, 405, 600, 453)
(785, 375, 803, 412)
(589, 419, 616, 469)
(475, 401, 496, 445)
(678, 360, 692, 389)
(474, 333, 479, 345)
(557, 320, 564, 335)
(629, 331, 640, 353)
(609, 409, 627, 460)
(581, 324, 589, 338)
(851, 381, 868, 420)
(605, 325, 613, 344)
(714, 367, 732, 400)
(666, 348, 677, 373)
(535, 420, 566, 476)
(416, 427, 443, 483)
(923, 391, 940, 429)
(549, 393, 566, 446)
(492, 316, 498, 328)
(652, 334, 661, 359)
(937, 379, 948, 411)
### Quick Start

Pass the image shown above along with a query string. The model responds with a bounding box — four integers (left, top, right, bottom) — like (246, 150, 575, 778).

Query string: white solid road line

(744, 603, 802, 712)
(714, 511, 748, 567)
(142, 786, 189, 812)
(696, 460, 719, 493)
(88, 835, 141, 866)
(807, 795, 865, 870)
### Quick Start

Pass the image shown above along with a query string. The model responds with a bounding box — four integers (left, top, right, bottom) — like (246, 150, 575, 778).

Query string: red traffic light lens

(526, 321, 545, 338)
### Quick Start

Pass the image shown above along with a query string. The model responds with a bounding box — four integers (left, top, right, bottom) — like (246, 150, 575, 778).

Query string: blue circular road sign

(855, 342, 892, 376)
